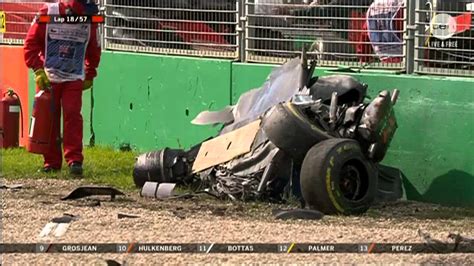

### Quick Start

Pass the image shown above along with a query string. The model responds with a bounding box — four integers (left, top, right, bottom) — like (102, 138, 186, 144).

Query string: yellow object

(0, 11, 6, 33)
(83, 79, 93, 91)
(34, 68, 51, 90)
(287, 243, 295, 253)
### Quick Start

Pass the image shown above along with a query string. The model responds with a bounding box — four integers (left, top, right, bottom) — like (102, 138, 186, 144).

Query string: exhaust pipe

(329, 92, 338, 125)
(391, 89, 400, 105)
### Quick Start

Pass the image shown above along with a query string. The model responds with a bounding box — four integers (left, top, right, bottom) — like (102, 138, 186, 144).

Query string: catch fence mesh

(0, 0, 472, 76)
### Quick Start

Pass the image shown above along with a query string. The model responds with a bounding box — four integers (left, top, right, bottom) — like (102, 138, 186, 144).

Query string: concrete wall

(16, 50, 474, 207)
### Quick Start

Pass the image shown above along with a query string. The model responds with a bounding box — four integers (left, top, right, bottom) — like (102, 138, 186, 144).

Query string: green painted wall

(232, 63, 474, 207)
(93, 52, 231, 150)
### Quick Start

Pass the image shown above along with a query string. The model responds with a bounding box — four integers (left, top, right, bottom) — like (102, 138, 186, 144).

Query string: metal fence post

(405, 0, 417, 74)
(237, 0, 246, 62)
(245, 0, 255, 63)
(99, 0, 106, 52)
(413, 0, 423, 74)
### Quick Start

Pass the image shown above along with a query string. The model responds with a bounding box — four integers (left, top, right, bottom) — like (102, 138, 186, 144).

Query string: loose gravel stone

(1, 179, 473, 264)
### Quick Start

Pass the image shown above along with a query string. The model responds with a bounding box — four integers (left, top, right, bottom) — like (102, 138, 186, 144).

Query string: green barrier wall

(27, 51, 473, 207)
(92, 52, 231, 150)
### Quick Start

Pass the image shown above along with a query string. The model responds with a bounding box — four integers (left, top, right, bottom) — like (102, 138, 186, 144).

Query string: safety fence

(103, 0, 239, 58)
(0, 0, 473, 77)
(414, 0, 474, 76)
(244, 0, 406, 69)
(0, 1, 55, 44)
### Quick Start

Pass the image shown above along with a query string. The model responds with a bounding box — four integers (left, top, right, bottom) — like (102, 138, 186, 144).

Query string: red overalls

(23, 1, 101, 169)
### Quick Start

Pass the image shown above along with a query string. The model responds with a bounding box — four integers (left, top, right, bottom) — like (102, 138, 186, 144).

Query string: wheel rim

(339, 160, 368, 201)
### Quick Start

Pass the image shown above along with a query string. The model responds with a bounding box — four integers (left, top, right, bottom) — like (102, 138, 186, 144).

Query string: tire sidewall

(301, 139, 377, 215)
(323, 141, 377, 215)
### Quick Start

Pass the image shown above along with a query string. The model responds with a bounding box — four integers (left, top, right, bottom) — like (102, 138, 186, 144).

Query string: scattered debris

(448, 233, 474, 244)
(191, 106, 234, 125)
(140, 182, 176, 199)
(156, 183, 177, 199)
(376, 165, 405, 202)
(0, 183, 24, 190)
(210, 207, 227, 216)
(105, 259, 125, 266)
(117, 212, 140, 219)
(448, 233, 474, 251)
(273, 208, 324, 220)
(61, 186, 125, 201)
(140, 182, 213, 201)
(75, 199, 102, 207)
(418, 229, 474, 253)
(51, 214, 79, 223)
(170, 210, 186, 220)
(119, 143, 132, 152)
(63, 198, 102, 207)
(39, 214, 79, 238)
(63, 213, 78, 218)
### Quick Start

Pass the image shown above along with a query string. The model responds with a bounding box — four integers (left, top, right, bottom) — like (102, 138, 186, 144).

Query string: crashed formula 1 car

(133, 52, 403, 215)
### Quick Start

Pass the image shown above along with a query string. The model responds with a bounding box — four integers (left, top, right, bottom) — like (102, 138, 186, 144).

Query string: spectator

(366, 0, 405, 63)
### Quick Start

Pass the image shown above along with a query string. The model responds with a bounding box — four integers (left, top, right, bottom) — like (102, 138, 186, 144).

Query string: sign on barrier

(0, 11, 6, 33)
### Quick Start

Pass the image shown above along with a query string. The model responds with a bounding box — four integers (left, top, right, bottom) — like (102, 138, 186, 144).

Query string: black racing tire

(300, 139, 377, 215)
(262, 102, 333, 162)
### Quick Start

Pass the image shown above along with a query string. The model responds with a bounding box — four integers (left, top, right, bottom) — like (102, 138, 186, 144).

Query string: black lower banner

(0, 243, 472, 254)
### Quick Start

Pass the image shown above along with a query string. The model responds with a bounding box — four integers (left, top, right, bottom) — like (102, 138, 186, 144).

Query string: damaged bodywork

(133, 52, 403, 215)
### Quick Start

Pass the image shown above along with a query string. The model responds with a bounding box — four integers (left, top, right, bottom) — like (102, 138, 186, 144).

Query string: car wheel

(300, 139, 377, 215)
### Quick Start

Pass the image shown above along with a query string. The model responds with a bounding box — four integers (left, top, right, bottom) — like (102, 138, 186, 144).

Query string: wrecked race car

(133, 52, 403, 215)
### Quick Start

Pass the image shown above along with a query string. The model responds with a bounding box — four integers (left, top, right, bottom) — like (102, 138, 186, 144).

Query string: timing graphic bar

(0, 243, 472, 254)
(37, 15, 104, 24)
